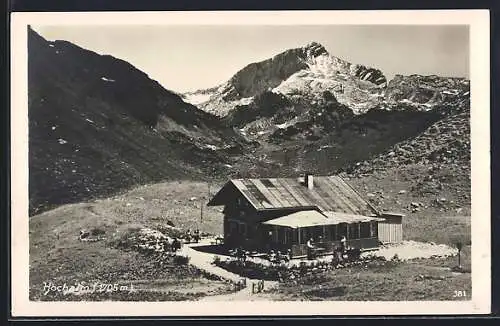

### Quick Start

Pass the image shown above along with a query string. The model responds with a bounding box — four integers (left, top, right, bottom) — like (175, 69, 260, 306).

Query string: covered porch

(261, 210, 384, 258)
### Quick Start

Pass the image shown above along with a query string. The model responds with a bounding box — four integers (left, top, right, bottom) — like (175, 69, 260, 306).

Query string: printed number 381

(453, 290, 467, 298)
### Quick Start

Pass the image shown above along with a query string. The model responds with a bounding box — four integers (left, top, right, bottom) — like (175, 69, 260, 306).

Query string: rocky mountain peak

(301, 41, 329, 58)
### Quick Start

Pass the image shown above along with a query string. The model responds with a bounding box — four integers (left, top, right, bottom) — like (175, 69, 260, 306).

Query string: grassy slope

(263, 248, 471, 301)
(29, 181, 230, 301)
(31, 178, 470, 301)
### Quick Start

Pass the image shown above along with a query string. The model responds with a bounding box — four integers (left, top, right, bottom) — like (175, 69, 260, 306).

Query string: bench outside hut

(207, 174, 404, 259)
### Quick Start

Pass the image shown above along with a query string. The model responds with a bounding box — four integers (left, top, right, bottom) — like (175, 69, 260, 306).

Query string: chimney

(305, 174, 314, 190)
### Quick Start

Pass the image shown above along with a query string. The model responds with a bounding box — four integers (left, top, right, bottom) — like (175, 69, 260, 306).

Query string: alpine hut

(207, 174, 404, 258)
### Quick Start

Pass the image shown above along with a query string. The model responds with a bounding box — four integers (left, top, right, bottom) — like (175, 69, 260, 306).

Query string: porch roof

(322, 211, 386, 224)
(262, 210, 385, 229)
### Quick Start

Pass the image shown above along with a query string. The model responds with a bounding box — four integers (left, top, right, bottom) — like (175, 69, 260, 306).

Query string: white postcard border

(10, 10, 491, 316)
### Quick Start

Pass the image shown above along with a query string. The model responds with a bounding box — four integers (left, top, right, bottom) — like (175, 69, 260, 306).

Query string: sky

(33, 25, 469, 93)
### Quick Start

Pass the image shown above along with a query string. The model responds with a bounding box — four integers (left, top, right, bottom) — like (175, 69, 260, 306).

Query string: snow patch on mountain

(182, 92, 212, 105)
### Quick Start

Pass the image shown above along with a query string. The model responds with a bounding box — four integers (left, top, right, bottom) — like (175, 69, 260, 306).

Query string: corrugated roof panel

(251, 179, 286, 208)
(231, 180, 263, 209)
(268, 178, 300, 207)
(243, 181, 272, 207)
(232, 179, 247, 190)
(313, 179, 342, 211)
(318, 177, 357, 214)
(279, 179, 313, 207)
(290, 182, 318, 207)
(318, 180, 346, 212)
(267, 186, 293, 207)
(304, 187, 331, 211)
(330, 176, 373, 215)
(327, 177, 363, 213)
(343, 180, 379, 215)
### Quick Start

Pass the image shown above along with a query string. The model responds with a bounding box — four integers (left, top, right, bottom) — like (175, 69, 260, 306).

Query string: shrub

(391, 254, 401, 262)
(90, 227, 106, 236)
(108, 227, 141, 250)
(173, 255, 190, 266)
(215, 259, 289, 281)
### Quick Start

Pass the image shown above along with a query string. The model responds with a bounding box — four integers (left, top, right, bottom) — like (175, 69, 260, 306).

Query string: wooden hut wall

(378, 216, 403, 243)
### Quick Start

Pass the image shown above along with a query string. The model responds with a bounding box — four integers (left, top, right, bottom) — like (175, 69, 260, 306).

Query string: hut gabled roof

(208, 175, 380, 216)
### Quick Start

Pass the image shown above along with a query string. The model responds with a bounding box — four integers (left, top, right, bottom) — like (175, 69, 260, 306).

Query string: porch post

(358, 223, 361, 239)
(298, 227, 301, 245)
(322, 225, 326, 243)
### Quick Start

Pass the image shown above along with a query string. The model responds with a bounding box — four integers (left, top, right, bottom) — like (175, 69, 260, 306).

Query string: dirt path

(178, 239, 278, 301)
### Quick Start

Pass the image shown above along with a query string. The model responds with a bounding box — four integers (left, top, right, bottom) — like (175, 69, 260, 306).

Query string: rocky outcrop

(351, 64, 387, 86)
(345, 93, 470, 177)
(383, 74, 470, 107)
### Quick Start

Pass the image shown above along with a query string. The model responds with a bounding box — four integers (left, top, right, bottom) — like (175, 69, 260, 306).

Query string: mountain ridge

(28, 27, 256, 215)
(184, 41, 468, 119)
(184, 41, 390, 116)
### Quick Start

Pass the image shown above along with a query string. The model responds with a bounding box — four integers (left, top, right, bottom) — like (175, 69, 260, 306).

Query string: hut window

(300, 228, 310, 244)
(229, 221, 238, 235)
(360, 222, 370, 238)
(370, 222, 377, 237)
(286, 229, 292, 244)
(277, 228, 284, 244)
(313, 226, 323, 241)
(286, 229, 293, 244)
(349, 223, 360, 239)
(330, 225, 337, 241)
(324, 225, 331, 241)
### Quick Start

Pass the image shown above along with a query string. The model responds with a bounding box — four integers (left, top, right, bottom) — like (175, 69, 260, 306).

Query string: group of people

(268, 249, 292, 264)
(185, 229, 201, 243)
(162, 228, 201, 253)
(306, 235, 347, 260)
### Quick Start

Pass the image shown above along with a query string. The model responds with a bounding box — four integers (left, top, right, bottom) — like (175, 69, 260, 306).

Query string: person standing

(340, 235, 347, 253)
(306, 237, 315, 260)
